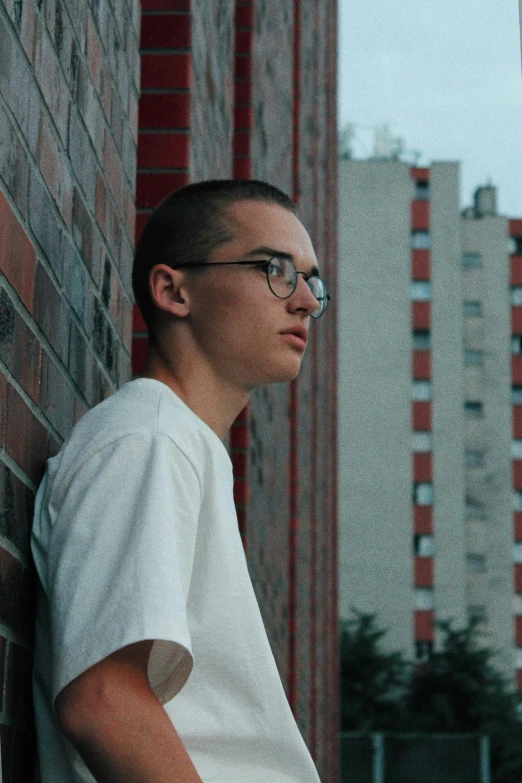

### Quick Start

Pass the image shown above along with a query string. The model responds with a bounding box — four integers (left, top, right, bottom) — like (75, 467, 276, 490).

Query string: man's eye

(267, 262, 283, 276)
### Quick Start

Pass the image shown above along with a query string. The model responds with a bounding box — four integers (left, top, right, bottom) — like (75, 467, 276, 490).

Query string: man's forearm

(59, 675, 203, 783)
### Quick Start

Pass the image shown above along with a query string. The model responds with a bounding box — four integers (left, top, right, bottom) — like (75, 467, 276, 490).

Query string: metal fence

(339, 732, 490, 783)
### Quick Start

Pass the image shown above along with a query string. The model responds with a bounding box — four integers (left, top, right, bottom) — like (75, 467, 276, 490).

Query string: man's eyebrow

(245, 246, 320, 277)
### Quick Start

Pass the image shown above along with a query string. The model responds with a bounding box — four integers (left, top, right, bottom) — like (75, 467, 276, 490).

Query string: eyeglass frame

(168, 256, 331, 318)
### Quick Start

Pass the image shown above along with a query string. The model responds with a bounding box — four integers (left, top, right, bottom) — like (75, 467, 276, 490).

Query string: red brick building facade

(0, 1, 338, 779)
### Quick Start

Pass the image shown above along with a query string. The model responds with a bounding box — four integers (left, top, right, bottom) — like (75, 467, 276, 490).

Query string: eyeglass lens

(267, 259, 328, 318)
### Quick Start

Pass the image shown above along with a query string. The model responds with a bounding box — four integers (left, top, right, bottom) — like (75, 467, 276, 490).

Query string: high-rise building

(338, 157, 522, 684)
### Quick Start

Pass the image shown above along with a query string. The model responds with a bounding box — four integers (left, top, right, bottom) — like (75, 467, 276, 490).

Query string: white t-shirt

(31, 377, 321, 783)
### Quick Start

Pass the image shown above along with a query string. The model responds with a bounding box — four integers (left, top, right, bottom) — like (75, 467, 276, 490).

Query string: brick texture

(133, 1, 338, 780)
(0, 0, 139, 777)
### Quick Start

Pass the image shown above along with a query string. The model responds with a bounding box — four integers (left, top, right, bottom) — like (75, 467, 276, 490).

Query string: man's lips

(280, 327, 308, 350)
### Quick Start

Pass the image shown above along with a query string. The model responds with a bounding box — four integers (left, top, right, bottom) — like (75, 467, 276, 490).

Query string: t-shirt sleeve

(47, 431, 201, 709)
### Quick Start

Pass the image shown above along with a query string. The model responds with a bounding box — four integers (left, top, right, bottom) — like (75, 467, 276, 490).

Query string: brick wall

(0, 0, 140, 778)
(0, 0, 337, 779)
(134, 2, 338, 781)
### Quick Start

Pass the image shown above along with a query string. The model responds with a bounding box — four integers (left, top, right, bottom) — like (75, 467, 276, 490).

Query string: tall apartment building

(338, 157, 522, 684)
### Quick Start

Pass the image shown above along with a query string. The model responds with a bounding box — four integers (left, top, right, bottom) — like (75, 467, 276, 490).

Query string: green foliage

(339, 609, 522, 782)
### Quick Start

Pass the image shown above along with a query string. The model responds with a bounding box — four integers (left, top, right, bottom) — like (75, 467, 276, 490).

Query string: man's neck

(141, 347, 250, 441)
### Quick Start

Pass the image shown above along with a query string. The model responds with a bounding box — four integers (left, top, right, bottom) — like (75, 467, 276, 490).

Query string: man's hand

(55, 640, 203, 783)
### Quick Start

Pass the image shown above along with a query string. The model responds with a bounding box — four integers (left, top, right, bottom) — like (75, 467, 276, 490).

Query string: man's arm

(55, 640, 203, 783)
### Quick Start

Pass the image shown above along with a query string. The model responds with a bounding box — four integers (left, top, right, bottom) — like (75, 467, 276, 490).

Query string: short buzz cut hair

(132, 178, 297, 338)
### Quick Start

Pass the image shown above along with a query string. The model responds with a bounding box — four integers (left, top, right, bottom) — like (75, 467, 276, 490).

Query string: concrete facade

(337, 159, 414, 659)
(338, 158, 522, 684)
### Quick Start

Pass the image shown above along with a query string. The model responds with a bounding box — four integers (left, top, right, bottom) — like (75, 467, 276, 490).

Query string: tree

(339, 608, 410, 732)
(339, 611, 522, 783)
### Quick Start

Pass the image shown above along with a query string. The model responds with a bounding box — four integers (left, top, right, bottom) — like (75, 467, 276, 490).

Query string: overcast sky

(338, 0, 522, 217)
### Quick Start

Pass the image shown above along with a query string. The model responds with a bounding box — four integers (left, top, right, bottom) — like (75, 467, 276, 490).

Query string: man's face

(182, 199, 322, 390)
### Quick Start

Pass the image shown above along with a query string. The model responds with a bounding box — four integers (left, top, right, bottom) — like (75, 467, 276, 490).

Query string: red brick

(511, 256, 522, 286)
(514, 461, 522, 490)
(234, 54, 252, 79)
(235, 4, 254, 28)
(513, 307, 522, 334)
(234, 80, 251, 105)
(411, 250, 430, 280)
(515, 564, 522, 593)
(510, 220, 522, 238)
(514, 407, 522, 438)
(233, 131, 250, 157)
(414, 505, 433, 534)
(411, 200, 430, 231)
(140, 53, 190, 89)
(131, 336, 148, 376)
(231, 451, 248, 476)
(414, 556, 433, 587)
(410, 167, 430, 181)
(137, 132, 190, 169)
(235, 29, 253, 54)
(233, 157, 252, 179)
(138, 93, 190, 129)
(95, 174, 108, 238)
(103, 130, 124, 215)
(230, 418, 248, 449)
(136, 171, 189, 209)
(140, 14, 191, 50)
(85, 17, 102, 91)
(234, 105, 252, 130)
(414, 610, 434, 640)
(233, 479, 249, 505)
(135, 211, 151, 244)
(0, 192, 36, 314)
(412, 350, 431, 380)
(38, 114, 72, 229)
(412, 402, 431, 430)
(5, 383, 49, 484)
(412, 301, 431, 330)
(413, 452, 432, 482)
(513, 356, 522, 385)
(515, 512, 522, 541)
(141, 0, 191, 10)
(132, 304, 147, 334)
(516, 616, 522, 646)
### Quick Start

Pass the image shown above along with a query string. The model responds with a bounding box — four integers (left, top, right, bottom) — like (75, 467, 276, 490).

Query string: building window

(464, 401, 483, 417)
(411, 281, 432, 302)
(412, 431, 432, 453)
(512, 386, 522, 404)
(512, 440, 522, 458)
(463, 301, 482, 316)
(513, 594, 522, 613)
(413, 482, 433, 506)
(511, 287, 522, 306)
(512, 336, 522, 355)
(465, 451, 484, 467)
(513, 543, 522, 564)
(513, 491, 522, 512)
(413, 534, 435, 557)
(411, 231, 431, 250)
(464, 350, 483, 365)
(465, 497, 486, 520)
(467, 553, 486, 572)
(414, 181, 430, 201)
(414, 588, 434, 610)
(413, 330, 431, 350)
(415, 640, 433, 663)
(509, 237, 522, 255)
(468, 605, 486, 622)
(462, 252, 482, 268)
(412, 380, 432, 401)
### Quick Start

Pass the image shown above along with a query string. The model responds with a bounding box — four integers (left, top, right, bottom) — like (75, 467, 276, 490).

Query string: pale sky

(338, 0, 522, 217)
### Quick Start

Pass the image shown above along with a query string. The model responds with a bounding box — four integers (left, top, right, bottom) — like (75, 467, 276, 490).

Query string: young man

(31, 179, 330, 782)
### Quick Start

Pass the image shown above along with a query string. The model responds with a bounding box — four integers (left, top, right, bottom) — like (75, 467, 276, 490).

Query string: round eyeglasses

(170, 256, 331, 318)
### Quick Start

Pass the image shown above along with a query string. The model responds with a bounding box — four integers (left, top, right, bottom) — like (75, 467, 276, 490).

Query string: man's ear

(148, 264, 191, 318)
